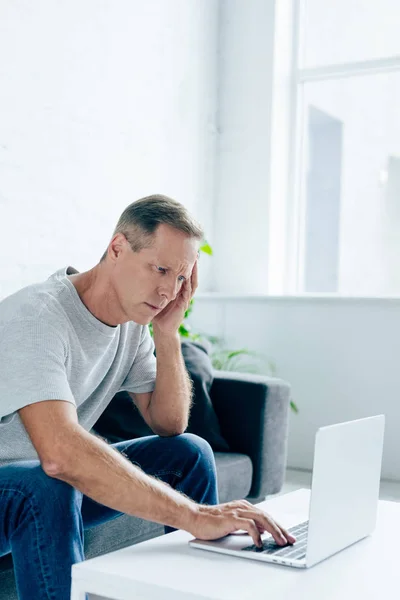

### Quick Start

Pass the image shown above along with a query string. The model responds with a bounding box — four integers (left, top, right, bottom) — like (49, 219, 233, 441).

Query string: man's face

(110, 224, 199, 325)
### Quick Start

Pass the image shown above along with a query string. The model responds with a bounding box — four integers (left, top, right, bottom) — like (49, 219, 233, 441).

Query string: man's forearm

(49, 426, 198, 530)
(150, 330, 193, 435)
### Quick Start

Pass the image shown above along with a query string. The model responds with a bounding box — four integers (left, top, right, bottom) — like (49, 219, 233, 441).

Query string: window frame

(281, 0, 400, 295)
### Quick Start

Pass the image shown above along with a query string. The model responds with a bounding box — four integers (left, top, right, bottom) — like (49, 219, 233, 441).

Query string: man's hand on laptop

(189, 499, 297, 549)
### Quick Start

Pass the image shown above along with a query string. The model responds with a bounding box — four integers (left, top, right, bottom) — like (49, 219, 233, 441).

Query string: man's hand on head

(152, 259, 198, 337)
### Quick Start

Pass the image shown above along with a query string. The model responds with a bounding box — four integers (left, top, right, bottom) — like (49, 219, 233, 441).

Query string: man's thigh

(0, 460, 82, 557)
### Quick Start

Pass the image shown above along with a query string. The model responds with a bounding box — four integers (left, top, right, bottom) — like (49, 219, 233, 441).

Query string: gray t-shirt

(0, 266, 157, 466)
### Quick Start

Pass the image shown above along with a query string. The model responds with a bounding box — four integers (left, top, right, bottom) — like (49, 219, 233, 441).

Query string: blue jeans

(0, 433, 219, 600)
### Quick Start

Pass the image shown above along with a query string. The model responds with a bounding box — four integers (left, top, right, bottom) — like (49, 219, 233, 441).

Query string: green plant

(192, 335, 299, 414)
(149, 240, 298, 413)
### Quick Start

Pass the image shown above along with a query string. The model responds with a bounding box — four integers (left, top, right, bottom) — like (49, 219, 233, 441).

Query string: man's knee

(168, 433, 216, 471)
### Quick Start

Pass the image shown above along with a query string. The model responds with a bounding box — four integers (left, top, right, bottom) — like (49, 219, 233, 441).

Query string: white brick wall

(0, 0, 218, 297)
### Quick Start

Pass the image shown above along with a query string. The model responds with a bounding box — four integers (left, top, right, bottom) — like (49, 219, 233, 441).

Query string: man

(0, 194, 295, 599)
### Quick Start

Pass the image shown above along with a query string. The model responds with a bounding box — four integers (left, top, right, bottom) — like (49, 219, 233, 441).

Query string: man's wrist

(180, 502, 202, 534)
(152, 327, 180, 345)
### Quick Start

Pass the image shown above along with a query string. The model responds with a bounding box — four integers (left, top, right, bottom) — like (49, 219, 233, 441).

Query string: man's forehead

(156, 258, 192, 270)
(149, 251, 195, 270)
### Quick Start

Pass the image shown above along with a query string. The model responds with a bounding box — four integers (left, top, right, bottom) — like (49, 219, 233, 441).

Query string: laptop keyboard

(241, 520, 309, 561)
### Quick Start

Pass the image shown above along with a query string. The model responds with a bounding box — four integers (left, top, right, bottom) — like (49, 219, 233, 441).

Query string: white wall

(189, 296, 400, 481)
(211, 0, 277, 294)
(304, 0, 400, 66)
(0, 0, 218, 298)
(205, 0, 399, 482)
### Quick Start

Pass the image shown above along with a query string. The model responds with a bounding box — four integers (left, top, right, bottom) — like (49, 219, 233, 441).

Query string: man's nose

(159, 278, 180, 302)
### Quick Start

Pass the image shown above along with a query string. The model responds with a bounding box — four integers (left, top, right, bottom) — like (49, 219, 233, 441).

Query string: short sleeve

(119, 325, 157, 394)
(0, 319, 75, 419)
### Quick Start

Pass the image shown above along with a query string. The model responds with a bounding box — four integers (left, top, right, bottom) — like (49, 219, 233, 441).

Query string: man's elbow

(42, 455, 73, 479)
(153, 420, 188, 437)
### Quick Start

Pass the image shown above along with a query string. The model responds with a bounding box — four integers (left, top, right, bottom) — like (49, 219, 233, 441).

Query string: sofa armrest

(209, 370, 291, 500)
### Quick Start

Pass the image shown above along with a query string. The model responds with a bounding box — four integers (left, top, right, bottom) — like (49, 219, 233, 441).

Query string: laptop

(189, 415, 385, 569)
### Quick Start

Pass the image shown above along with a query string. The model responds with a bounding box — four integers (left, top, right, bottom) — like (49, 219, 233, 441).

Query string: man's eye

(157, 267, 185, 282)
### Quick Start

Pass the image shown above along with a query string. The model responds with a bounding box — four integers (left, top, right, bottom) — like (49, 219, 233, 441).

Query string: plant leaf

(179, 324, 191, 337)
(200, 241, 213, 256)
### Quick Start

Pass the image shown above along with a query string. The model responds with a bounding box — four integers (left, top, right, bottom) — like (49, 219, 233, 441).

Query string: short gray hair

(100, 194, 204, 262)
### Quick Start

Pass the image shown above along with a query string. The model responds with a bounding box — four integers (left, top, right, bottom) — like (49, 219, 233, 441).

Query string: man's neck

(67, 269, 118, 328)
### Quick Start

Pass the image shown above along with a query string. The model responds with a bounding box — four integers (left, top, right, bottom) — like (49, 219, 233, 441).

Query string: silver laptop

(189, 415, 385, 569)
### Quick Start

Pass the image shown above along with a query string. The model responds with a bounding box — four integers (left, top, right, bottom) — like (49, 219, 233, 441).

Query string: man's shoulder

(0, 275, 69, 339)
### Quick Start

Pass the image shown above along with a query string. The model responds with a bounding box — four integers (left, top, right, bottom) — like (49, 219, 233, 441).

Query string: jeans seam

(154, 470, 182, 477)
(1, 487, 57, 600)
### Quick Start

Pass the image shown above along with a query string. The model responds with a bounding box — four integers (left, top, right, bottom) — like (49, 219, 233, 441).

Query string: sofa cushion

(84, 514, 164, 559)
(181, 340, 230, 451)
(213, 452, 253, 504)
(93, 340, 230, 452)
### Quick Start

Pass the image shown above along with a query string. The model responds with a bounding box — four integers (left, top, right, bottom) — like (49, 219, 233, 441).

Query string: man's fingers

(235, 518, 262, 548)
(182, 278, 191, 302)
(228, 502, 296, 544)
(275, 522, 296, 544)
(237, 510, 290, 546)
(191, 260, 199, 295)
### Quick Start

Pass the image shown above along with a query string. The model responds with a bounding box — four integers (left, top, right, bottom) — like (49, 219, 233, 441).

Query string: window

(291, 0, 400, 295)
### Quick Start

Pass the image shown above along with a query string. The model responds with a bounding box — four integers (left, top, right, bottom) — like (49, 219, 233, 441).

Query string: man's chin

(130, 304, 158, 325)
(133, 311, 154, 326)
(132, 316, 152, 326)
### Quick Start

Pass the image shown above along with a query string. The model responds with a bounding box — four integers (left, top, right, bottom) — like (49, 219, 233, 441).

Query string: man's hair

(100, 194, 204, 262)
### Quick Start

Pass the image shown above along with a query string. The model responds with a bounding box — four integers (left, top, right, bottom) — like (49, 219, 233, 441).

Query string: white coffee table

(71, 488, 397, 600)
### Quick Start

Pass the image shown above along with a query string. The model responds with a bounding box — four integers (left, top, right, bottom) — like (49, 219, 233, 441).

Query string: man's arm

(18, 400, 198, 530)
(19, 399, 296, 548)
(133, 331, 193, 437)
(131, 259, 197, 437)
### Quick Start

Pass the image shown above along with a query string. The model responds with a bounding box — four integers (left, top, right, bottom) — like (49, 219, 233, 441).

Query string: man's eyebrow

(164, 265, 193, 278)
(156, 263, 188, 274)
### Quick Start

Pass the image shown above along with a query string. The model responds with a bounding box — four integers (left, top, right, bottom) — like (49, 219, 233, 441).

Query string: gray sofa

(0, 370, 291, 600)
